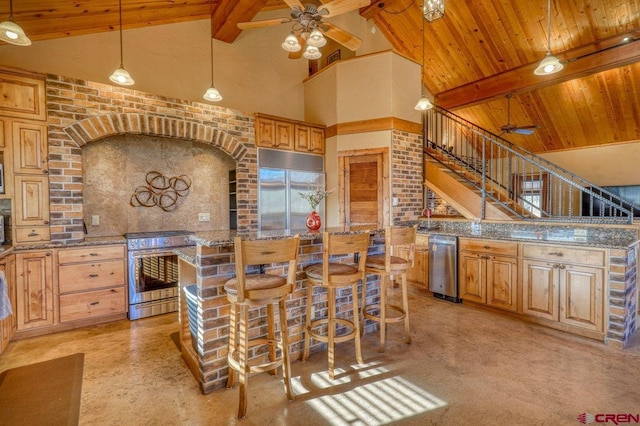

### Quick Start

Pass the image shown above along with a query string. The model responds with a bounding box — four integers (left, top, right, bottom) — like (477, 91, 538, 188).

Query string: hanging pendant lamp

(0, 0, 31, 46)
(415, 15, 433, 111)
(203, 8, 222, 102)
(534, 0, 564, 75)
(109, 0, 134, 86)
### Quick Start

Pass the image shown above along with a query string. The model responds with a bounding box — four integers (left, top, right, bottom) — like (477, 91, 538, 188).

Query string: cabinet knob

(89, 301, 99, 306)
(43, 170, 49, 175)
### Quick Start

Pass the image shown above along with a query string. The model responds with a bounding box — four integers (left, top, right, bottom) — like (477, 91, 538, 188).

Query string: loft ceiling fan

(500, 94, 540, 135)
(237, 0, 368, 59)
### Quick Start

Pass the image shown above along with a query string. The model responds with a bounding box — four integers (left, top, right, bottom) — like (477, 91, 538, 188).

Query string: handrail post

(481, 137, 486, 219)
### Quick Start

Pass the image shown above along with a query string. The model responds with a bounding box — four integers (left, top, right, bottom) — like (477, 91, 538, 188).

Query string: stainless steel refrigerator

(258, 149, 325, 231)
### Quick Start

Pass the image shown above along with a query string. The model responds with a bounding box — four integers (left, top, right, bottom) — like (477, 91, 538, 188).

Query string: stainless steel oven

(125, 231, 195, 320)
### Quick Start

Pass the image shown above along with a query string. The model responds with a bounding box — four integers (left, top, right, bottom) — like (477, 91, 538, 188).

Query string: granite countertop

(174, 247, 196, 264)
(9, 235, 127, 252)
(416, 227, 639, 249)
(191, 227, 383, 247)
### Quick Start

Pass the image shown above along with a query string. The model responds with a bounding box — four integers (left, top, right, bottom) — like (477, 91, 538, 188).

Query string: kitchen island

(175, 227, 385, 394)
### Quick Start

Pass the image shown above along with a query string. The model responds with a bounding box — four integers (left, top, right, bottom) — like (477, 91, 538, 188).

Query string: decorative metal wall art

(130, 171, 192, 212)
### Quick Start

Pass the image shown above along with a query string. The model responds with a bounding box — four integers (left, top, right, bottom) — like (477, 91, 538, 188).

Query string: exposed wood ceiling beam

(436, 30, 640, 110)
(212, 0, 269, 42)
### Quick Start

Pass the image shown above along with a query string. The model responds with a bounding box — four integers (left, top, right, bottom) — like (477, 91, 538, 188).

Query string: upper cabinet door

(13, 121, 48, 175)
(0, 73, 46, 121)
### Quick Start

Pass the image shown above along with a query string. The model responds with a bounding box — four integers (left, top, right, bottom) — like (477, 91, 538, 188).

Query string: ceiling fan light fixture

(306, 28, 326, 48)
(415, 96, 433, 111)
(303, 45, 322, 60)
(423, 0, 445, 22)
(109, 67, 135, 86)
(0, 0, 31, 46)
(534, 52, 563, 75)
(282, 32, 301, 52)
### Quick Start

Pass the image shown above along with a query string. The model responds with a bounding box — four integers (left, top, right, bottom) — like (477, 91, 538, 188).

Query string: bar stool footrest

(363, 303, 407, 324)
(307, 318, 358, 344)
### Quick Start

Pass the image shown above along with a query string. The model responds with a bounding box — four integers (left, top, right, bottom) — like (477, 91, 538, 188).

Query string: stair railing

(424, 106, 638, 224)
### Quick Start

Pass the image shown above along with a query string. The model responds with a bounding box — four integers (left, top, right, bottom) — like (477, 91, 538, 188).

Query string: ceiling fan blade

(283, 0, 305, 9)
(322, 22, 363, 51)
(516, 124, 540, 130)
(317, 0, 371, 17)
(514, 128, 535, 135)
(238, 17, 291, 30)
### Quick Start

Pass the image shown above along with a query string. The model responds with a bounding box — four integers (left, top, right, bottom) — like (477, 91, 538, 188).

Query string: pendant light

(109, 0, 134, 86)
(415, 14, 433, 111)
(203, 7, 222, 102)
(0, 0, 31, 46)
(534, 0, 564, 75)
(422, 0, 445, 23)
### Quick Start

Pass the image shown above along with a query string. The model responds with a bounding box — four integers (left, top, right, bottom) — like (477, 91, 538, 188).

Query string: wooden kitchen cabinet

(255, 113, 325, 154)
(458, 238, 518, 312)
(522, 244, 604, 333)
(11, 120, 50, 244)
(12, 121, 48, 174)
(0, 255, 16, 353)
(15, 250, 55, 331)
(396, 234, 428, 289)
(57, 245, 127, 323)
(255, 115, 294, 150)
(294, 124, 325, 154)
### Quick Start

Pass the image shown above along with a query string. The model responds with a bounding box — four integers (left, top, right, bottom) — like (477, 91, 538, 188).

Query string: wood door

(559, 264, 604, 332)
(15, 251, 55, 330)
(522, 259, 558, 321)
(458, 251, 485, 303)
(486, 255, 518, 312)
(339, 149, 388, 229)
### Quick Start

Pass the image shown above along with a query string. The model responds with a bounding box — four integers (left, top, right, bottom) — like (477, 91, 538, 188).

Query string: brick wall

(45, 74, 258, 242)
(607, 244, 638, 348)
(391, 130, 423, 223)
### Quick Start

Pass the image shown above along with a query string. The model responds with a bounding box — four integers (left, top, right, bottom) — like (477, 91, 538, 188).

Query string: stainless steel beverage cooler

(428, 234, 460, 302)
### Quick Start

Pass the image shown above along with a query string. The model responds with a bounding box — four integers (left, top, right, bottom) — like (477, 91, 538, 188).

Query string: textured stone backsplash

(82, 134, 234, 237)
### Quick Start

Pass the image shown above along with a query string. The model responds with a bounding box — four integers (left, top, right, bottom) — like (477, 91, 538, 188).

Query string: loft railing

(424, 106, 638, 224)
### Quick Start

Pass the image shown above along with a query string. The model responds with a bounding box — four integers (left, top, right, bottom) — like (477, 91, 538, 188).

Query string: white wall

(540, 140, 640, 186)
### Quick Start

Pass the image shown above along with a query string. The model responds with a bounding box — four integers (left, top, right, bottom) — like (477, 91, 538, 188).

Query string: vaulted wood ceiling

(5, 0, 640, 153)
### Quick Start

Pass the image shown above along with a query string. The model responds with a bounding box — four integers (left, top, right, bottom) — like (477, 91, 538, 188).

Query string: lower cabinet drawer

(15, 227, 51, 243)
(59, 287, 126, 323)
(59, 260, 125, 293)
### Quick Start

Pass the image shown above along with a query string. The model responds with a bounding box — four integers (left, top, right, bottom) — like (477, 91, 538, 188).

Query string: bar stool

(224, 235, 300, 419)
(362, 225, 416, 352)
(302, 231, 369, 380)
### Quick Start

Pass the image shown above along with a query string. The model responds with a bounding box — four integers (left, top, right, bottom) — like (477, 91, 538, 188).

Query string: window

(512, 173, 548, 217)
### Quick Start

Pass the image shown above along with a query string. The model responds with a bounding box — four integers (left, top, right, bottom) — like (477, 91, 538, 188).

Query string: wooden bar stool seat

(224, 235, 300, 419)
(363, 226, 416, 352)
(302, 231, 369, 380)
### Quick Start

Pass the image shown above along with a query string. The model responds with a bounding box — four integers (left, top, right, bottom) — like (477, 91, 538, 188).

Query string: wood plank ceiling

(4, 0, 640, 153)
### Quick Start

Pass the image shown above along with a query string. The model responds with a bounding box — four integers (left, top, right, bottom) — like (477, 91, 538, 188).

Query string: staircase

(423, 106, 638, 224)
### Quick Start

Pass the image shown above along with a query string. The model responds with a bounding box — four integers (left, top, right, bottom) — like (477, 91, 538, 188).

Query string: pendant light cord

(118, 0, 124, 67)
(420, 13, 425, 97)
(545, 0, 552, 54)
(210, 5, 214, 86)
(9, 0, 13, 18)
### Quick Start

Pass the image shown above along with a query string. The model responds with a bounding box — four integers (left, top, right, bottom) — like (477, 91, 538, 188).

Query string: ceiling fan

(237, 0, 369, 59)
(500, 94, 540, 135)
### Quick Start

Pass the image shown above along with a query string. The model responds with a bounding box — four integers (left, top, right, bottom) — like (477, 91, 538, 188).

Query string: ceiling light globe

(0, 19, 32, 46)
(281, 32, 301, 52)
(307, 29, 326, 48)
(303, 45, 322, 60)
(109, 67, 135, 86)
(414, 96, 433, 111)
(203, 86, 223, 102)
(534, 53, 563, 75)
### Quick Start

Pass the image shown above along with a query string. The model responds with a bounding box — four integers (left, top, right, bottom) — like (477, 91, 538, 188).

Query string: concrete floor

(1, 290, 639, 426)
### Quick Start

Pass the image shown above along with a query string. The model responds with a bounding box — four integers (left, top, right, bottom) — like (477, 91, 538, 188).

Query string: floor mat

(0, 353, 84, 426)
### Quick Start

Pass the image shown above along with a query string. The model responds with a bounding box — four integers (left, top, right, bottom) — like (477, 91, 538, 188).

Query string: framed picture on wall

(327, 49, 341, 65)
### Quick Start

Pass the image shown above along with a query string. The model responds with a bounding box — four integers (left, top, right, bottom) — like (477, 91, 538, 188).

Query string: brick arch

(63, 113, 249, 162)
